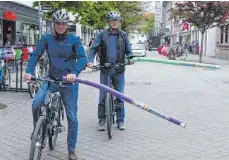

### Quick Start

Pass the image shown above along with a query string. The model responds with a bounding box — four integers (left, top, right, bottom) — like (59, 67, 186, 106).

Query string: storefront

(0, 1, 48, 46)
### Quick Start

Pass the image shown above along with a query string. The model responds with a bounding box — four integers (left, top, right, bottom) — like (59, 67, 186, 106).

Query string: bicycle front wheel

(29, 116, 46, 160)
(3, 66, 11, 90)
(48, 99, 62, 150)
(105, 93, 113, 139)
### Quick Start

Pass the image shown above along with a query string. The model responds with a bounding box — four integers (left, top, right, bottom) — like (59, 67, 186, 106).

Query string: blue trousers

(98, 70, 125, 123)
(32, 81, 79, 152)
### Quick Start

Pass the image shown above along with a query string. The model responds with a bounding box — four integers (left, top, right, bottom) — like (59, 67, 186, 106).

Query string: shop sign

(3, 11, 17, 21)
(41, 6, 55, 11)
(182, 22, 190, 31)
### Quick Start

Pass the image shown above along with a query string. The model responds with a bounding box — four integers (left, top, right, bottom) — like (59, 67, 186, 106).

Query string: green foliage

(33, 1, 143, 31)
(141, 16, 155, 35)
(170, 1, 229, 33)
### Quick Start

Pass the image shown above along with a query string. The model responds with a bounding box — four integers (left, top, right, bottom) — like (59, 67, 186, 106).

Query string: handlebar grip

(31, 77, 36, 81)
(63, 76, 67, 81)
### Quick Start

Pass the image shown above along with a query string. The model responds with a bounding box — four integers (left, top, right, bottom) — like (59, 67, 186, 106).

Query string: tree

(170, 1, 229, 63)
(33, 1, 144, 32)
(141, 15, 155, 35)
(107, 1, 143, 32)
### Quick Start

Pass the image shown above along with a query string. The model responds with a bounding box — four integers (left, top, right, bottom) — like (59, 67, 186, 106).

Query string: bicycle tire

(179, 52, 187, 60)
(29, 115, 46, 160)
(3, 66, 11, 90)
(48, 99, 61, 150)
(105, 93, 113, 139)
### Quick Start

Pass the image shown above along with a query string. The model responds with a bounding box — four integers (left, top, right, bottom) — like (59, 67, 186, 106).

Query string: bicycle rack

(0, 60, 28, 92)
(0, 44, 36, 93)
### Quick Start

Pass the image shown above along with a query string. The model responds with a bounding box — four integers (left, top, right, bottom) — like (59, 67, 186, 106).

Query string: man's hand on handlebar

(24, 73, 32, 81)
(87, 62, 94, 68)
(66, 74, 76, 83)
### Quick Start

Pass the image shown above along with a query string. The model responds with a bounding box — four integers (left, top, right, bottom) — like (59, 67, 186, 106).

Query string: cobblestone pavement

(1, 51, 229, 160)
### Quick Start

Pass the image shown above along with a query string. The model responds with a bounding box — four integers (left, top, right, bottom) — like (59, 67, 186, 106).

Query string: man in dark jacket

(87, 11, 133, 131)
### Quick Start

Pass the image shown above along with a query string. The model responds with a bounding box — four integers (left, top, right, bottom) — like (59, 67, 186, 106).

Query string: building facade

(154, 1, 163, 36)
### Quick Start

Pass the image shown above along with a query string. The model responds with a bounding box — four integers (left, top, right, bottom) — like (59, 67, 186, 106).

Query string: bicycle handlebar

(30, 77, 72, 86)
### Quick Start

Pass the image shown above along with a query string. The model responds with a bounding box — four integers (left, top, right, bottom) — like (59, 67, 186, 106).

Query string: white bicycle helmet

(52, 10, 70, 23)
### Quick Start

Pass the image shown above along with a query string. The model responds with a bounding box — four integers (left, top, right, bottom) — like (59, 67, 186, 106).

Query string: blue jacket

(87, 28, 133, 73)
(26, 33, 87, 80)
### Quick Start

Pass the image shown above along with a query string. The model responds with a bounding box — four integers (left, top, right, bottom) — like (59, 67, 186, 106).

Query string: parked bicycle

(29, 77, 66, 160)
(0, 55, 12, 90)
(92, 58, 134, 139)
(28, 54, 49, 98)
(168, 47, 187, 60)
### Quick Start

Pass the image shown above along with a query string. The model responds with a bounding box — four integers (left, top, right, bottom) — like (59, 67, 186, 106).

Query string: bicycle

(0, 55, 12, 90)
(28, 54, 49, 98)
(92, 58, 134, 139)
(168, 47, 187, 60)
(29, 77, 66, 160)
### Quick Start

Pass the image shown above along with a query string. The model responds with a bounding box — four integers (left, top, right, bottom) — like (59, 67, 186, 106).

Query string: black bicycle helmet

(107, 11, 121, 21)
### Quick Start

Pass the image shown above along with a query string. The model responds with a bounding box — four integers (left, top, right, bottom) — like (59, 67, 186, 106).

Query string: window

(221, 26, 224, 44)
(0, 19, 2, 45)
(23, 24, 30, 45)
(15, 21, 22, 44)
(29, 25, 35, 45)
(226, 25, 228, 43)
(34, 25, 39, 43)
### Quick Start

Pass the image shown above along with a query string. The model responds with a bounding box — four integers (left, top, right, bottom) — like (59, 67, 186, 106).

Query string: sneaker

(69, 151, 78, 160)
(98, 122, 106, 131)
(117, 122, 126, 130)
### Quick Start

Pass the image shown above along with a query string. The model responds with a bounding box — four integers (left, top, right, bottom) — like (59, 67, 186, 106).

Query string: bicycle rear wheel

(179, 52, 187, 60)
(29, 115, 46, 160)
(105, 93, 114, 139)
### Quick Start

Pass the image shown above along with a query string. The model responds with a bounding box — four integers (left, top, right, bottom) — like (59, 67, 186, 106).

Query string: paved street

(1, 51, 229, 160)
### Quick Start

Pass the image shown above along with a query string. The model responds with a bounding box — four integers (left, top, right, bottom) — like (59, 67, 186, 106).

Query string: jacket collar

(107, 28, 120, 35)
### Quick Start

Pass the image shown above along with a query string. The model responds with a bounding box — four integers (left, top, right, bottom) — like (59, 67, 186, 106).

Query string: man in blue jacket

(24, 10, 86, 160)
(87, 11, 133, 131)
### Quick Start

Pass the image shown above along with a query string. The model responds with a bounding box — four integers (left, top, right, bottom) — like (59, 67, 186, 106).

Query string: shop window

(15, 21, 22, 44)
(34, 25, 39, 43)
(23, 24, 30, 45)
(3, 20, 15, 45)
(29, 25, 35, 45)
(0, 19, 2, 45)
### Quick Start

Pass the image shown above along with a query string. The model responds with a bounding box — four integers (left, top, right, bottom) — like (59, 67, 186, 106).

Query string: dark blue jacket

(88, 28, 133, 72)
(26, 33, 87, 80)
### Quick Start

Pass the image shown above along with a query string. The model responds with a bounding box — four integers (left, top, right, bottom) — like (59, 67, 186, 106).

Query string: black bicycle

(93, 58, 134, 139)
(29, 77, 66, 160)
